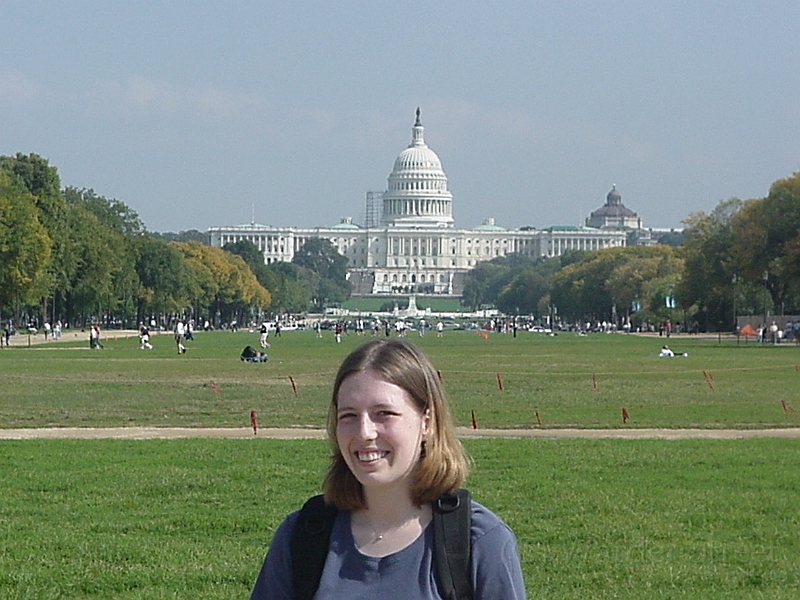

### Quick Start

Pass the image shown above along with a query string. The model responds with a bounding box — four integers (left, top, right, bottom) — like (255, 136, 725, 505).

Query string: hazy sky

(3, 1, 799, 233)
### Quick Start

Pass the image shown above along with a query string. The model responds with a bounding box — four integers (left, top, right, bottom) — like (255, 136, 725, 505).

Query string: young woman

(250, 339, 526, 599)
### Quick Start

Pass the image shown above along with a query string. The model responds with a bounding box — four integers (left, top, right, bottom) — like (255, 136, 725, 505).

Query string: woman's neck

(352, 489, 432, 557)
(363, 485, 415, 519)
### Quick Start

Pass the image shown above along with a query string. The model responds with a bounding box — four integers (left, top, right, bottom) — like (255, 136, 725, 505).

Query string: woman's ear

(422, 409, 431, 437)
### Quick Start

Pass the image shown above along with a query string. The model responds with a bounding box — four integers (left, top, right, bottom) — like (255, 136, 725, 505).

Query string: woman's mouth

(357, 450, 389, 463)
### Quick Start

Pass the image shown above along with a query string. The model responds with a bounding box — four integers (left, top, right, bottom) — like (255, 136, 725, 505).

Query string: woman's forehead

(337, 369, 421, 407)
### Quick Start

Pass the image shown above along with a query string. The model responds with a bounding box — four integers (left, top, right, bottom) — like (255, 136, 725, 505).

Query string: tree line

(461, 171, 800, 332)
(3, 151, 797, 333)
(0, 153, 350, 330)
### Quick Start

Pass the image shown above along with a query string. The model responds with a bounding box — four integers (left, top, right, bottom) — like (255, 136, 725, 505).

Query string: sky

(2, 1, 800, 234)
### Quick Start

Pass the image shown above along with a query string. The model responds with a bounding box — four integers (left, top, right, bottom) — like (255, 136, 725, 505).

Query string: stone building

(586, 184, 642, 230)
(209, 110, 630, 297)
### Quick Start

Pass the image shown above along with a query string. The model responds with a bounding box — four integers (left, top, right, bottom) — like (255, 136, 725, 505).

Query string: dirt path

(2, 426, 799, 440)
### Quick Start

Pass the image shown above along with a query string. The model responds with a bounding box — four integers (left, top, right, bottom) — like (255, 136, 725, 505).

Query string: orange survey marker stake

(703, 370, 715, 391)
(250, 410, 258, 435)
(782, 400, 797, 417)
(288, 375, 298, 395)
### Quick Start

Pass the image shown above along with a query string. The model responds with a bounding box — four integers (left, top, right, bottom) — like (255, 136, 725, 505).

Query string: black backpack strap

(432, 489, 473, 600)
(291, 495, 338, 600)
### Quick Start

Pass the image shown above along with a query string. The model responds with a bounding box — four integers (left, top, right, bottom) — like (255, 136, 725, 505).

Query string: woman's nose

(357, 414, 377, 439)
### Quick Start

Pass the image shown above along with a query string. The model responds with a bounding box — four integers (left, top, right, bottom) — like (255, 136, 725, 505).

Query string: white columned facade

(208, 110, 628, 297)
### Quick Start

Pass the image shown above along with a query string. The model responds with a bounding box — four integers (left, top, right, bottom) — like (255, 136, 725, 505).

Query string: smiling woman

(334, 370, 430, 519)
(249, 339, 526, 600)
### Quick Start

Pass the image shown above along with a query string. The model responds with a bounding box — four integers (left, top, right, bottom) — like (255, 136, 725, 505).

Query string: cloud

(0, 68, 40, 104)
(91, 76, 267, 121)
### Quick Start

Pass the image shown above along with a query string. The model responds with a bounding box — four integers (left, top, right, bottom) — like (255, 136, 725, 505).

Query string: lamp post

(732, 274, 738, 334)
(762, 270, 769, 340)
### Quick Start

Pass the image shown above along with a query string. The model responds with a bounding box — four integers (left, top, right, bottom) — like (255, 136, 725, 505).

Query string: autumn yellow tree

(174, 242, 271, 323)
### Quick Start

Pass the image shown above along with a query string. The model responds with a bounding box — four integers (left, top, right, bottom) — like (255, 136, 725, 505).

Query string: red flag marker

(703, 370, 715, 391)
(471, 410, 477, 429)
(535, 410, 543, 427)
(622, 408, 629, 424)
(496, 373, 503, 391)
(250, 410, 258, 435)
(288, 375, 298, 396)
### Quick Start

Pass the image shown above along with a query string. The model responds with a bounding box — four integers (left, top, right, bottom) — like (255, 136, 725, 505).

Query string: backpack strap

(291, 495, 338, 600)
(432, 489, 473, 600)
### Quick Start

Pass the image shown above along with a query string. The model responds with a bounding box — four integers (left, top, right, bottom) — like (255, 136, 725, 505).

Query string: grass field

(1, 330, 799, 598)
(1, 329, 799, 430)
(1, 438, 797, 599)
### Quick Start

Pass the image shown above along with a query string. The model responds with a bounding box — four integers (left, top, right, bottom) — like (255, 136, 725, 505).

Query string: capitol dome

(606, 184, 623, 205)
(392, 139, 444, 173)
(381, 109, 454, 228)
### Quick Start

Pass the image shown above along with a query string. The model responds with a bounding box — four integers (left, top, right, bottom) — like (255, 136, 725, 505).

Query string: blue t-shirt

(250, 500, 526, 600)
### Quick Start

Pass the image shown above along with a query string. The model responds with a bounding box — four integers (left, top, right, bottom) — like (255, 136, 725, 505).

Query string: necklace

(359, 505, 425, 547)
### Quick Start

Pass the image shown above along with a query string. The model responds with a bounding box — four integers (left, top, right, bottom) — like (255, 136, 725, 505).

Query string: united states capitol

(209, 109, 666, 298)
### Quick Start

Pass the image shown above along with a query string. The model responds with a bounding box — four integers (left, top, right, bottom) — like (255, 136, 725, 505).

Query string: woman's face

(335, 369, 429, 496)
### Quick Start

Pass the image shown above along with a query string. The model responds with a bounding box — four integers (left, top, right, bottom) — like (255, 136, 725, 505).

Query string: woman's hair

(322, 339, 469, 510)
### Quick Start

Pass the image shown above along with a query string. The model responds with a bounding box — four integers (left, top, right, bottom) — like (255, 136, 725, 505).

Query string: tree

(151, 229, 210, 244)
(677, 202, 737, 330)
(0, 172, 52, 317)
(460, 255, 533, 310)
(657, 231, 685, 246)
(730, 172, 800, 315)
(265, 262, 313, 313)
(606, 247, 683, 328)
(224, 240, 264, 269)
(63, 187, 144, 236)
(224, 239, 314, 313)
(493, 257, 561, 315)
(0, 153, 68, 322)
(0, 153, 62, 212)
(132, 235, 192, 321)
(58, 202, 134, 325)
(496, 268, 549, 315)
(292, 238, 350, 308)
(175, 242, 271, 324)
(551, 246, 683, 325)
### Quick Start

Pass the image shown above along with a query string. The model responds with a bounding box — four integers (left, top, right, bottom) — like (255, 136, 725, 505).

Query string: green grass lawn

(1, 330, 799, 598)
(1, 329, 798, 429)
(1, 438, 797, 599)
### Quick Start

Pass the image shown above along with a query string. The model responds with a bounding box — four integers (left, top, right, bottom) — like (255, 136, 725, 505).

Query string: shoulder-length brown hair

(322, 339, 469, 510)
